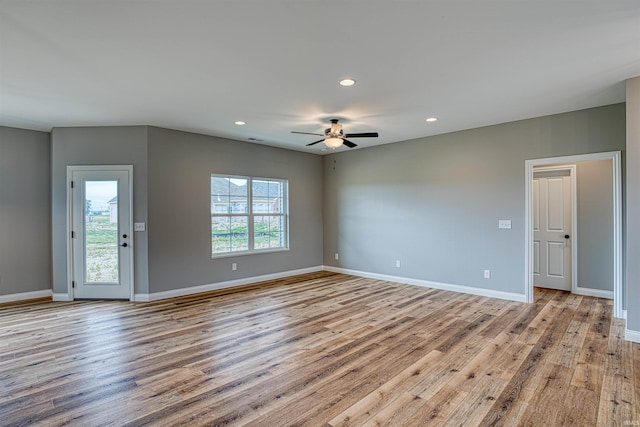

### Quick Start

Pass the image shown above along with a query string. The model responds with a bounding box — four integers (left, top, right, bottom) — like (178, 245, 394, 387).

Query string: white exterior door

(533, 171, 572, 291)
(70, 166, 133, 299)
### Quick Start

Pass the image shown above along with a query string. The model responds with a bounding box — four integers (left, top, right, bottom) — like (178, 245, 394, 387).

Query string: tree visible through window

(211, 175, 288, 256)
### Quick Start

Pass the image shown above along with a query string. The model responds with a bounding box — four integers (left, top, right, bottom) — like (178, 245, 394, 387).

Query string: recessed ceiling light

(339, 78, 356, 87)
(425, 117, 438, 122)
(234, 121, 246, 126)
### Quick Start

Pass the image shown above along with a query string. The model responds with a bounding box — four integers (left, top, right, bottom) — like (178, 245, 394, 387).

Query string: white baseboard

(0, 289, 52, 304)
(323, 266, 527, 303)
(136, 266, 324, 302)
(574, 286, 614, 299)
(133, 293, 150, 302)
(625, 328, 640, 343)
(52, 293, 73, 302)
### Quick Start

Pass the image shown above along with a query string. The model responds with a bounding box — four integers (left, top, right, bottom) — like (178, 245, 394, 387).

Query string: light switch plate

(498, 220, 512, 229)
(134, 222, 146, 232)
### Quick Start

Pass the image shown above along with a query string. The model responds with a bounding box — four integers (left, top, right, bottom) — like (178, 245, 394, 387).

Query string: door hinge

(72, 281, 75, 288)
(71, 231, 75, 238)
(70, 181, 74, 188)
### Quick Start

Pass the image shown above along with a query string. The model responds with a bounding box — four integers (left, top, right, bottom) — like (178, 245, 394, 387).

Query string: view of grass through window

(84, 181, 119, 283)
(211, 175, 288, 256)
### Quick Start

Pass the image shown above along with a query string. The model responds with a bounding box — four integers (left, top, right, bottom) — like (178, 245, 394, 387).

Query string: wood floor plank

(597, 318, 636, 426)
(556, 385, 599, 426)
(328, 350, 444, 426)
(442, 373, 506, 426)
(0, 272, 636, 426)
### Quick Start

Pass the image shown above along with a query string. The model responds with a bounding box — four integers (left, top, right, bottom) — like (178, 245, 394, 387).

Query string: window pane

(211, 176, 230, 199)
(252, 180, 268, 213)
(211, 195, 230, 213)
(269, 181, 283, 198)
(229, 178, 248, 196)
(212, 176, 249, 214)
(253, 180, 285, 214)
(229, 178, 248, 213)
(254, 216, 270, 249)
(212, 216, 231, 254)
(85, 181, 119, 283)
(252, 197, 270, 213)
(230, 198, 248, 213)
(268, 215, 285, 248)
(230, 216, 249, 251)
(270, 196, 283, 214)
(254, 215, 285, 249)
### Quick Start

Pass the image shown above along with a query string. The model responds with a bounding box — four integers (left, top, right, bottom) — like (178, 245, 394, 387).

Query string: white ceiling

(1, 1, 639, 154)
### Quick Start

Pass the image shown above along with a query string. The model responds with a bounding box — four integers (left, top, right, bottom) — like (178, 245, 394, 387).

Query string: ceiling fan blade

(344, 132, 379, 138)
(342, 139, 358, 148)
(306, 139, 325, 146)
(292, 131, 325, 136)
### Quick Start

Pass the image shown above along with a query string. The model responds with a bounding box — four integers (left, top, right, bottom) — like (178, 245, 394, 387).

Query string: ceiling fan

(292, 119, 379, 149)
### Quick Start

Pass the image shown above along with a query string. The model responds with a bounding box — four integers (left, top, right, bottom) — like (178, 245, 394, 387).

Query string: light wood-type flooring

(1, 271, 639, 426)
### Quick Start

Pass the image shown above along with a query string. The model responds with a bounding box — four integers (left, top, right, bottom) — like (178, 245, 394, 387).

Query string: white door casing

(68, 166, 134, 300)
(533, 169, 573, 291)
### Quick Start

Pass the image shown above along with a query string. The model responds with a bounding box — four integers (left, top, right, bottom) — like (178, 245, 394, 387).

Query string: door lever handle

(120, 242, 128, 247)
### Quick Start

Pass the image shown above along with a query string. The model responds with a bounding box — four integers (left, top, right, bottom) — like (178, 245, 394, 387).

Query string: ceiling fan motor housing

(292, 118, 378, 148)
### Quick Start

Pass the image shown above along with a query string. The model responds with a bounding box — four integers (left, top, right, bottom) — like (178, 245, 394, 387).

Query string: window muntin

(211, 175, 288, 257)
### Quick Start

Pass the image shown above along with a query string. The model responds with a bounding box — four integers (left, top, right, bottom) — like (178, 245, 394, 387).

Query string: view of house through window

(211, 175, 288, 256)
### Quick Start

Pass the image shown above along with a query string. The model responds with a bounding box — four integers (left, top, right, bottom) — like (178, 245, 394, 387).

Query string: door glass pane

(85, 181, 119, 283)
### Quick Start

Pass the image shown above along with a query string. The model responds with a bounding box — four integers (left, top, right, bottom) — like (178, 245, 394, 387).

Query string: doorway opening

(525, 152, 622, 318)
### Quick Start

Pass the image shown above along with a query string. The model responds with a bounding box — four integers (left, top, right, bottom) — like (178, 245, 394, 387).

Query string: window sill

(211, 247, 290, 259)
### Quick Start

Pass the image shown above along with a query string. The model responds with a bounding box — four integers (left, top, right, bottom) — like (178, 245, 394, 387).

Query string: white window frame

(211, 174, 289, 258)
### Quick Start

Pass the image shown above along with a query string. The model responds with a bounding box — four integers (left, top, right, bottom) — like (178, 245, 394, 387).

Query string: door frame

(532, 164, 577, 293)
(525, 151, 622, 318)
(66, 165, 135, 301)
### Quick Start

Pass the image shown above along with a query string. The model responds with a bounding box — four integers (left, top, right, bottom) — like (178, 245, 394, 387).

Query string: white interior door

(533, 170, 572, 291)
(71, 167, 133, 299)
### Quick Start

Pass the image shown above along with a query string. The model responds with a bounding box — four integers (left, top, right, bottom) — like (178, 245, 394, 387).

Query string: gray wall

(627, 77, 640, 332)
(146, 127, 323, 293)
(0, 127, 51, 296)
(51, 126, 149, 295)
(49, 125, 323, 297)
(576, 160, 613, 291)
(323, 104, 625, 296)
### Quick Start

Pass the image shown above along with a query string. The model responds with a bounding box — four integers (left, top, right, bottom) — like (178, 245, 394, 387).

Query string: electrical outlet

(484, 270, 491, 279)
(396, 260, 401, 268)
(335, 253, 339, 260)
(232, 263, 237, 271)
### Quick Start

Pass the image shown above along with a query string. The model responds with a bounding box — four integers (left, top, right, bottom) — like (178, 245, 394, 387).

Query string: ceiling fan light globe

(324, 137, 343, 149)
